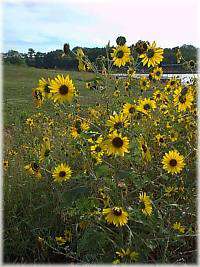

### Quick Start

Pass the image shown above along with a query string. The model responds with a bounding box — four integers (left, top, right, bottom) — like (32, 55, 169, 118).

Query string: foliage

(3, 37, 197, 264)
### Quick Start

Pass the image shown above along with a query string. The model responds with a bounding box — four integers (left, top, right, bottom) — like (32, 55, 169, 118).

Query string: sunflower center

(142, 144, 147, 153)
(116, 50, 124, 59)
(189, 61, 195, 67)
(114, 122, 123, 129)
(169, 159, 177, 167)
(156, 71, 161, 76)
(142, 81, 146, 86)
(32, 162, 39, 171)
(95, 146, 102, 153)
(156, 93, 161, 98)
(44, 149, 50, 157)
(59, 85, 69, 95)
(112, 137, 123, 148)
(59, 171, 66, 177)
(170, 81, 175, 86)
(179, 95, 186, 104)
(159, 137, 164, 143)
(44, 84, 50, 93)
(112, 208, 122, 216)
(129, 107, 135, 113)
(144, 104, 151, 110)
(146, 49, 155, 59)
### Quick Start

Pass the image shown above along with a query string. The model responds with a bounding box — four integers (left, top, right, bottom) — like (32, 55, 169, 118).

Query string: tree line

(2, 44, 198, 73)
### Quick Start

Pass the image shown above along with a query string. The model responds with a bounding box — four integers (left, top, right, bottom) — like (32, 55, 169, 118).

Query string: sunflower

(32, 88, 44, 107)
(137, 98, 156, 115)
(91, 139, 104, 164)
(139, 76, 150, 91)
(102, 207, 128, 227)
(49, 75, 75, 103)
(173, 86, 194, 111)
(55, 236, 66, 246)
(153, 89, 164, 101)
(52, 163, 72, 182)
(39, 141, 51, 162)
(151, 67, 163, 80)
(111, 45, 131, 67)
(106, 113, 130, 131)
(38, 77, 52, 98)
(140, 41, 163, 67)
(123, 103, 136, 117)
(165, 77, 180, 94)
(138, 137, 151, 162)
(24, 162, 42, 179)
(104, 130, 129, 156)
(113, 90, 120, 97)
(26, 118, 34, 127)
(139, 192, 152, 216)
(172, 222, 185, 234)
(155, 134, 166, 146)
(162, 150, 185, 174)
(3, 160, 9, 170)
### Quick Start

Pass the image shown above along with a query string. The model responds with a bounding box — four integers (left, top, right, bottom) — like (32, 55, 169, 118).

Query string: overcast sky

(2, 0, 200, 53)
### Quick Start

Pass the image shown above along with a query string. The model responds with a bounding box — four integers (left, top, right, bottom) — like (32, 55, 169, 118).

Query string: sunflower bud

(116, 36, 126, 46)
(63, 43, 70, 55)
(135, 40, 148, 54)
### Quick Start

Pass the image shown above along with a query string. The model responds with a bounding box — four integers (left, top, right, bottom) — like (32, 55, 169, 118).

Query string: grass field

(3, 64, 197, 264)
(3, 64, 96, 127)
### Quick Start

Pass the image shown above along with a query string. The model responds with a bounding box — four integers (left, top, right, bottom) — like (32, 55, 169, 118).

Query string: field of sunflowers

(3, 37, 197, 263)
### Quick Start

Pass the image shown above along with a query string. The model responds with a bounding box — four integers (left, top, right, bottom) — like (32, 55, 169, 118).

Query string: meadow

(3, 39, 197, 264)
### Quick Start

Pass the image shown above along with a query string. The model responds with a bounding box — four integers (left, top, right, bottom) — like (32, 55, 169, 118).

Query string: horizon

(2, 0, 200, 53)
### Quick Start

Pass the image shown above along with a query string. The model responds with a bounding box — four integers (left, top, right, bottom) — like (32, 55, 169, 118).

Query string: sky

(2, 0, 200, 53)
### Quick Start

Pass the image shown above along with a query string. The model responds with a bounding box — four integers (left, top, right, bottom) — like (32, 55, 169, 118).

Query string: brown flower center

(146, 49, 155, 59)
(112, 137, 123, 148)
(116, 50, 124, 59)
(114, 122, 123, 129)
(59, 85, 69, 95)
(59, 171, 66, 177)
(129, 107, 135, 113)
(112, 208, 122, 216)
(179, 95, 186, 104)
(144, 104, 151, 110)
(44, 84, 50, 93)
(95, 146, 102, 153)
(169, 159, 177, 167)
(32, 162, 39, 171)
(142, 144, 147, 153)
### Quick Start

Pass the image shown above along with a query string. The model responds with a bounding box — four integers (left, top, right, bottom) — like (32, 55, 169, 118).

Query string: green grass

(3, 64, 96, 127)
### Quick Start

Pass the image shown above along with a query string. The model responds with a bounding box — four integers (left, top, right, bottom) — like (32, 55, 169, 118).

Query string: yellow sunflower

(139, 192, 152, 216)
(111, 45, 131, 67)
(38, 77, 52, 98)
(106, 113, 130, 131)
(24, 162, 42, 179)
(138, 136, 151, 162)
(162, 150, 185, 174)
(123, 103, 136, 117)
(102, 207, 128, 227)
(172, 222, 185, 234)
(52, 163, 72, 182)
(173, 86, 194, 111)
(139, 76, 150, 91)
(165, 77, 180, 91)
(49, 75, 75, 103)
(151, 67, 163, 80)
(104, 130, 129, 156)
(39, 141, 51, 162)
(137, 98, 156, 115)
(140, 41, 163, 67)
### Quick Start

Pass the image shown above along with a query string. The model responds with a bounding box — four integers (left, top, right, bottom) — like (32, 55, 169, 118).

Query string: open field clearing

(3, 42, 197, 264)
